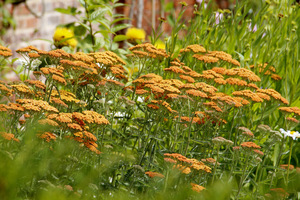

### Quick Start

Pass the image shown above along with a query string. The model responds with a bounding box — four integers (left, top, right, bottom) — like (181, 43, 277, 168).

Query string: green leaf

(112, 24, 131, 33)
(114, 35, 128, 42)
(90, 8, 108, 20)
(55, 7, 78, 16)
(74, 25, 87, 36)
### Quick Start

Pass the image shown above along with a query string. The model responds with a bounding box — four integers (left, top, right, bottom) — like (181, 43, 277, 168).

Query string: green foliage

(1, 0, 300, 199)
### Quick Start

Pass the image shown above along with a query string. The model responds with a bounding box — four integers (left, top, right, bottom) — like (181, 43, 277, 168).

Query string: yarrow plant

(0, 0, 300, 199)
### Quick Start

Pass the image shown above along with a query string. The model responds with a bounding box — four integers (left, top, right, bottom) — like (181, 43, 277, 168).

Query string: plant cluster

(0, 0, 300, 199)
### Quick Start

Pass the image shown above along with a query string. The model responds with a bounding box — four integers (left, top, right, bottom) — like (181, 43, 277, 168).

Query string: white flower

(279, 128, 300, 140)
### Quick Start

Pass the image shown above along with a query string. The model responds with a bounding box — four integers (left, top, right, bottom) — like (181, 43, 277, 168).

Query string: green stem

(286, 138, 293, 184)
(236, 153, 250, 198)
(212, 146, 220, 184)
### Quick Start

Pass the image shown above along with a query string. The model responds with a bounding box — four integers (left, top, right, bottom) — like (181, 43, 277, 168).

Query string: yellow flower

(53, 27, 77, 48)
(126, 28, 146, 41)
(154, 39, 165, 50)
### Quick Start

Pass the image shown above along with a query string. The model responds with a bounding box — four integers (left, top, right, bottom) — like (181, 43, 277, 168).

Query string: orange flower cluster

(278, 106, 300, 116)
(145, 171, 165, 178)
(128, 43, 168, 59)
(232, 90, 263, 102)
(256, 89, 289, 104)
(203, 101, 223, 112)
(51, 90, 80, 103)
(238, 127, 254, 137)
(164, 153, 211, 173)
(195, 82, 218, 95)
(16, 99, 59, 113)
(190, 183, 206, 193)
(41, 66, 67, 85)
(11, 84, 34, 96)
(0, 45, 12, 57)
(72, 131, 101, 154)
(250, 63, 281, 81)
(241, 141, 261, 149)
(226, 68, 261, 82)
(225, 78, 248, 86)
(211, 94, 243, 108)
(0, 132, 19, 142)
(24, 80, 46, 90)
(180, 44, 206, 53)
(193, 54, 219, 63)
(286, 117, 299, 124)
(37, 132, 57, 142)
(0, 81, 13, 96)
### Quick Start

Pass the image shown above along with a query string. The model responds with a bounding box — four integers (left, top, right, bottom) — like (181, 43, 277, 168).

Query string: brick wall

(3, 0, 81, 54)
(2, 0, 229, 54)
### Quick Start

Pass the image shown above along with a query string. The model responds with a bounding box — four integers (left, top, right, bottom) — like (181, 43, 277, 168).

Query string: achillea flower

(233, 97, 250, 105)
(83, 131, 97, 141)
(202, 70, 224, 79)
(180, 44, 206, 53)
(271, 74, 282, 80)
(203, 101, 223, 112)
(11, 84, 34, 95)
(53, 27, 77, 48)
(68, 123, 83, 131)
(179, 75, 195, 83)
(212, 67, 227, 75)
(279, 128, 300, 140)
(238, 127, 254, 137)
(38, 119, 59, 127)
(22, 104, 41, 112)
(50, 97, 68, 108)
(253, 149, 264, 157)
(232, 146, 240, 151)
(195, 82, 218, 95)
(191, 183, 206, 193)
(52, 74, 67, 85)
(201, 158, 220, 166)
(186, 89, 208, 98)
(269, 188, 289, 199)
(180, 83, 196, 90)
(226, 78, 247, 86)
(164, 157, 177, 163)
(193, 54, 219, 63)
(241, 141, 261, 149)
(0, 45, 12, 57)
(247, 83, 259, 89)
(256, 88, 289, 105)
(212, 136, 233, 146)
(126, 28, 146, 41)
(8, 103, 25, 112)
(24, 80, 46, 90)
(145, 171, 165, 178)
(0, 104, 9, 112)
(286, 117, 299, 124)
(54, 113, 73, 123)
(0, 132, 19, 142)
(279, 107, 300, 116)
(37, 132, 56, 142)
(174, 164, 191, 174)
(280, 164, 294, 170)
(232, 90, 263, 102)
(214, 78, 227, 85)
(164, 66, 186, 74)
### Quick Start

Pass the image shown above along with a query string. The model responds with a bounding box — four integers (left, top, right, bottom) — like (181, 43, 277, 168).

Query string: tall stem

(212, 146, 220, 184)
(286, 139, 293, 184)
(236, 153, 250, 198)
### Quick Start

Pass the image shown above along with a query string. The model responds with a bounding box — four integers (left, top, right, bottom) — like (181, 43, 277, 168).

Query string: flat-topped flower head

(279, 128, 300, 140)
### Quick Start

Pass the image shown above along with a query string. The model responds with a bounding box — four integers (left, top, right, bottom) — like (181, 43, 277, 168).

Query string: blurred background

(0, 0, 237, 53)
